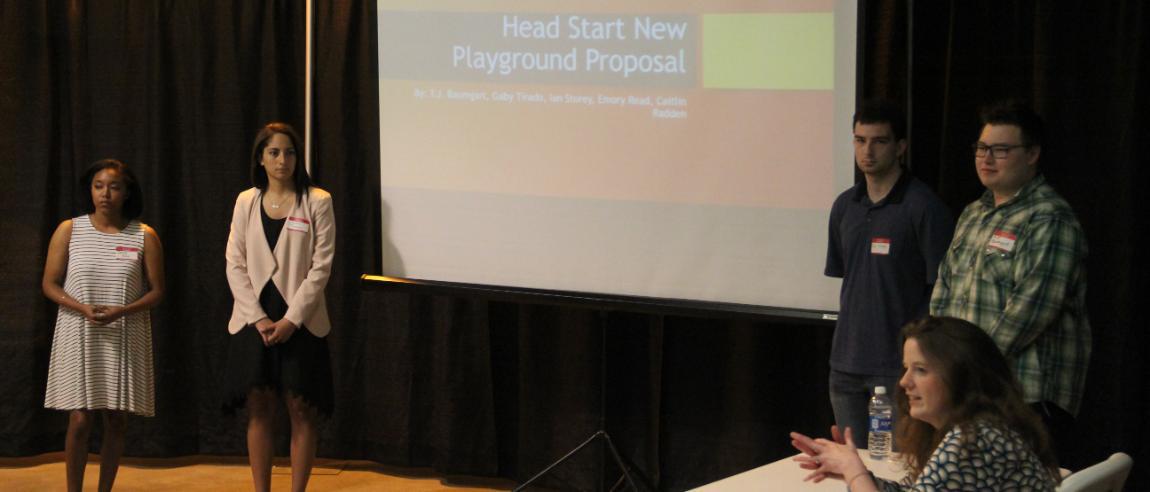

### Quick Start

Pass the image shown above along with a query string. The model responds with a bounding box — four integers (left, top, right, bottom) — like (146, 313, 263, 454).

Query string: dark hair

(894, 316, 1060, 483)
(78, 158, 144, 220)
(979, 99, 1044, 148)
(250, 122, 311, 201)
(853, 99, 907, 141)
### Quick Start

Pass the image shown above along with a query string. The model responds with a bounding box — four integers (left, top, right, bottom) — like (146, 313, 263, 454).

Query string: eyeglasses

(972, 143, 1026, 159)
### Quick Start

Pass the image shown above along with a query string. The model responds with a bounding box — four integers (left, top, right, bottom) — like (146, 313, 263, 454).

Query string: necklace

(267, 192, 292, 209)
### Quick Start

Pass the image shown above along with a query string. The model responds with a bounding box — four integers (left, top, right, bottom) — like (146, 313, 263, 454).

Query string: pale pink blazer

(225, 187, 335, 336)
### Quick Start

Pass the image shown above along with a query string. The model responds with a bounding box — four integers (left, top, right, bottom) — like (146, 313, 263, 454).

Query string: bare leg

(247, 388, 278, 492)
(65, 410, 94, 492)
(97, 410, 128, 492)
(286, 394, 319, 492)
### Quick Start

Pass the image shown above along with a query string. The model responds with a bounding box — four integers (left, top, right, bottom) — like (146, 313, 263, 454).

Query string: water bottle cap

(874, 386, 887, 395)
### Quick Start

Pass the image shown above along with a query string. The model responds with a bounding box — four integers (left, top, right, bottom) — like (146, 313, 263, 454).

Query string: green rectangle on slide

(703, 13, 834, 90)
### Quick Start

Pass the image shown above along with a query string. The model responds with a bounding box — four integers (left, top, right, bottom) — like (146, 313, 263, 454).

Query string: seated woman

(790, 316, 1060, 491)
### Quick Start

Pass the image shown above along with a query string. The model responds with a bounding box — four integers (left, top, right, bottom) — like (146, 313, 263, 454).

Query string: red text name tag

(871, 237, 891, 255)
(988, 230, 1017, 253)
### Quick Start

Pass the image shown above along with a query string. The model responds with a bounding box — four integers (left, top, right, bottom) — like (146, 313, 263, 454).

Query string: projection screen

(377, 0, 856, 313)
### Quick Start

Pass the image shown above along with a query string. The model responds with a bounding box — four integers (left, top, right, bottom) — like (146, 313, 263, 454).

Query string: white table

(691, 450, 907, 491)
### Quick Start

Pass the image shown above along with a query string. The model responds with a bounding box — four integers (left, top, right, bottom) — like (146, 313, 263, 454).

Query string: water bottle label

(869, 415, 891, 433)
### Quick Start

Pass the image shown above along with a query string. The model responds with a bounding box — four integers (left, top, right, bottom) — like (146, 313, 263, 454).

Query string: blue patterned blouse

(875, 420, 1056, 491)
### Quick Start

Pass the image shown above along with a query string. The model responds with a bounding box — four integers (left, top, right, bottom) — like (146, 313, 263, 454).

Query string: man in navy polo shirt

(825, 100, 954, 445)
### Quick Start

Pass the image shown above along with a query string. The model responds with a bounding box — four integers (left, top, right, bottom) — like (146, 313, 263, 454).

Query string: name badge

(870, 237, 891, 255)
(286, 216, 311, 233)
(114, 246, 140, 260)
(987, 230, 1017, 253)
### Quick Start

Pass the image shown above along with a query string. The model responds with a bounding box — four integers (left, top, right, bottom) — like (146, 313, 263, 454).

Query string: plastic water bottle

(868, 385, 893, 460)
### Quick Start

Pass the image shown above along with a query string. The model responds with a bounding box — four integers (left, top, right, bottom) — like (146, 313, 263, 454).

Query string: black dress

(222, 202, 334, 417)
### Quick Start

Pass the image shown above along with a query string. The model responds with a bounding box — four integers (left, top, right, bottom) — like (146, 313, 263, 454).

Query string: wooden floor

(0, 453, 515, 491)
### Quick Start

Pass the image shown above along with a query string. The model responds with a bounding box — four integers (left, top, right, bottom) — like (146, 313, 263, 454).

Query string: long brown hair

(894, 316, 1059, 482)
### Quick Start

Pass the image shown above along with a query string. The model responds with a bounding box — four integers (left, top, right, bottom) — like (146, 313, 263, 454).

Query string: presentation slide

(378, 0, 855, 313)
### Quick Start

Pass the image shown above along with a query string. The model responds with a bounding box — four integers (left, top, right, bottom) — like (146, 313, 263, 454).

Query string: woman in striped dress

(42, 159, 165, 492)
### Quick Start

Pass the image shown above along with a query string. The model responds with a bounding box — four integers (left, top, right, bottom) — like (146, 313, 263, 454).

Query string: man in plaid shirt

(930, 101, 1090, 465)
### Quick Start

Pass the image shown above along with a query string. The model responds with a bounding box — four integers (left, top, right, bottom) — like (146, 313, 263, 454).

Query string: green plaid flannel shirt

(930, 175, 1091, 415)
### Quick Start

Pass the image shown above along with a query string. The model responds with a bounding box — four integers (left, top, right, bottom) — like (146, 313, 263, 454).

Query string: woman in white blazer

(223, 122, 335, 492)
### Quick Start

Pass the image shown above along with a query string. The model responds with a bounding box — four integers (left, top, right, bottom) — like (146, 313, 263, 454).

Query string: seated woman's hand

(790, 427, 869, 484)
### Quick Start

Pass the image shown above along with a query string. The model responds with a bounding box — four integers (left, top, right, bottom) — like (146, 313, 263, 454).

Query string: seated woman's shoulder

(929, 420, 1055, 491)
(970, 420, 1024, 446)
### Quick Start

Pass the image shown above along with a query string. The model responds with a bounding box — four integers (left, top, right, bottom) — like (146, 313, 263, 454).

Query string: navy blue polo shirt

(825, 172, 954, 376)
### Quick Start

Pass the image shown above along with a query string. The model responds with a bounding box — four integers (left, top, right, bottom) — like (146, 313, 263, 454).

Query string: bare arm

(42, 220, 99, 322)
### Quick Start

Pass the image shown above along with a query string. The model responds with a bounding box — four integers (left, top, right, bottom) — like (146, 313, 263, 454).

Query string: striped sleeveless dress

(44, 215, 155, 416)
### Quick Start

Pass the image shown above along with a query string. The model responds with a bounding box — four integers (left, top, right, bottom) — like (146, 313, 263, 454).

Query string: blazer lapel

(271, 199, 291, 257)
(249, 193, 278, 270)
(272, 192, 306, 273)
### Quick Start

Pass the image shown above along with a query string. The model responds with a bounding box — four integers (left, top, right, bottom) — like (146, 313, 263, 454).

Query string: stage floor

(0, 453, 513, 491)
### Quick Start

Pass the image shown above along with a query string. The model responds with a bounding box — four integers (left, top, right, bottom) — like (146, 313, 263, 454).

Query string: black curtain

(2, 1, 1147, 491)
(0, 0, 307, 457)
(343, 293, 836, 490)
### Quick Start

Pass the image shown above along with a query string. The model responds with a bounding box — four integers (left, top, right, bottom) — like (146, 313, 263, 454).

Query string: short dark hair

(78, 158, 144, 220)
(853, 99, 907, 141)
(894, 316, 1060, 483)
(979, 99, 1044, 148)
(250, 122, 311, 200)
